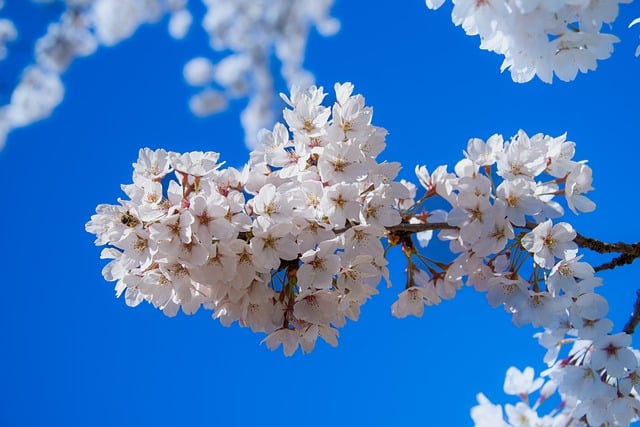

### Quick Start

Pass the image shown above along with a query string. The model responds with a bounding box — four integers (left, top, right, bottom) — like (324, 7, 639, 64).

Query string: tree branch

(391, 221, 640, 257)
(388, 220, 640, 273)
(623, 290, 640, 335)
(594, 253, 639, 272)
(386, 222, 457, 233)
(574, 234, 640, 255)
(388, 220, 640, 336)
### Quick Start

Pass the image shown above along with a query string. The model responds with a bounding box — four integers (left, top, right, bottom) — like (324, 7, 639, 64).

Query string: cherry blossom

(425, 0, 634, 83)
(0, 0, 338, 149)
(88, 83, 640, 426)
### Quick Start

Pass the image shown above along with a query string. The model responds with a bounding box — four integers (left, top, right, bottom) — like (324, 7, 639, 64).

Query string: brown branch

(386, 220, 640, 335)
(386, 222, 457, 233)
(623, 290, 640, 335)
(594, 253, 639, 272)
(389, 220, 640, 272)
(522, 220, 640, 256)
(389, 221, 640, 256)
(574, 234, 640, 273)
(574, 234, 640, 255)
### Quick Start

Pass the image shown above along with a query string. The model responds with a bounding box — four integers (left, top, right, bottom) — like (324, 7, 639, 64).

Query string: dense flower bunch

(86, 83, 406, 355)
(399, 130, 640, 424)
(87, 83, 640, 424)
(0, 0, 337, 149)
(473, 352, 640, 426)
(392, 129, 597, 318)
(425, 0, 633, 83)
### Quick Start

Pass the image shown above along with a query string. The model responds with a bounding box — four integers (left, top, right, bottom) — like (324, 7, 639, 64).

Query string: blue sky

(1, 1, 639, 426)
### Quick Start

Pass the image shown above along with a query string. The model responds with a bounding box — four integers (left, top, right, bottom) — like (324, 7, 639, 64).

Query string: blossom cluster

(86, 83, 406, 356)
(425, 0, 632, 83)
(0, 0, 337, 149)
(87, 82, 640, 424)
(392, 129, 597, 318)
(397, 130, 640, 424)
(473, 349, 640, 426)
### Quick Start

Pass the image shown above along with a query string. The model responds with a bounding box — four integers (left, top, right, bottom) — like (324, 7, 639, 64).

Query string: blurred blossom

(0, 0, 339, 149)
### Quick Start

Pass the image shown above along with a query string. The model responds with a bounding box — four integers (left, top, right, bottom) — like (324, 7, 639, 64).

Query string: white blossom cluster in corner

(425, 0, 632, 83)
(473, 349, 640, 426)
(86, 83, 405, 356)
(0, 0, 337, 149)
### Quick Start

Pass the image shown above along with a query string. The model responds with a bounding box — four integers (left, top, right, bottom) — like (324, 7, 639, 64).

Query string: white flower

(297, 239, 341, 289)
(251, 183, 294, 223)
(168, 9, 192, 39)
(282, 85, 330, 137)
(565, 163, 595, 214)
(447, 189, 495, 245)
(36, 21, 97, 72)
(317, 141, 365, 184)
(470, 393, 508, 427)
(591, 333, 637, 378)
(133, 148, 173, 182)
(189, 89, 228, 117)
(472, 204, 514, 257)
(503, 366, 544, 396)
(521, 220, 577, 268)
(92, 0, 148, 46)
(360, 191, 402, 228)
(6, 66, 64, 127)
(610, 394, 640, 425)
(464, 134, 503, 166)
(149, 208, 195, 255)
(495, 178, 542, 226)
(415, 164, 456, 203)
(496, 130, 547, 180)
(319, 183, 360, 227)
(505, 402, 540, 427)
(250, 217, 299, 270)
(548, 255, 596, 297)
(511, 291, 570, 328)
(293, 290, 339, 324)
(294, 216, 335, 253)
(262, 328, 301, 357)
(330, 91, 371, 139)
(190, 194, 234, 244)
(391, 287, 430, 318)
(169, 151, 221, 177)
(544, 133, 576, 178)
(486, 275, 529, 310)
(535, 329, 567, 365)
(183, 57, 215, 86)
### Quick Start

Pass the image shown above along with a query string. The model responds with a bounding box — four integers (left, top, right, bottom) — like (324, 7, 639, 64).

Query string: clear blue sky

(1, 1, 639, 426)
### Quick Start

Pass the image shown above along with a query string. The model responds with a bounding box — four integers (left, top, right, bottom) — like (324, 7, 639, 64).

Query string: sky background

(1, 1, 639, 426)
